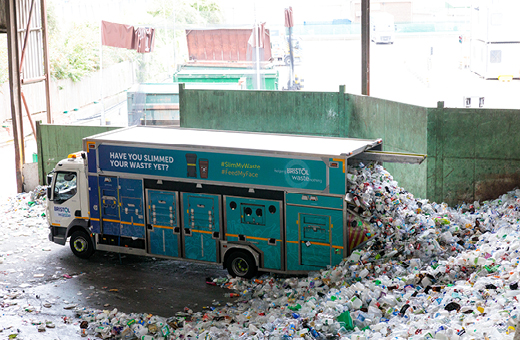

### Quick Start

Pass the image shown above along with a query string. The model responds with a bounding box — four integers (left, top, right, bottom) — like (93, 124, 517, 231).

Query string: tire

(284, 55, 291, 66)
(70, 230, 95, 259)
(226, 250, 257, 279)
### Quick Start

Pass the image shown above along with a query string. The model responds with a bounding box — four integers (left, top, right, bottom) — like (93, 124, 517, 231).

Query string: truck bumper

(48, 226, 67, 245)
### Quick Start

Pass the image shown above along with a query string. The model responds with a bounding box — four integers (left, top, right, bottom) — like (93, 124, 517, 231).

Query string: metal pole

(41, 0, 53, 123)
(6, 0, 25, 192)
(361, 0, 370, 96)
(100, 21, 105, 125)
(288, 25, 294, 88)
(172, 1, 176, 72)
(254, 1, 260, 89)
(255, 24, 261, 89)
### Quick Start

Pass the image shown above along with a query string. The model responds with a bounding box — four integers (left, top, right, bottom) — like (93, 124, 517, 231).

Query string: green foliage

(0, 36, 8, 84)
(49, 23, 100, 82)
(0, 0, 223, 84)
(46, 1, 59, 37)
(190, 0, 223, 24)
(49, 22, 136, 82)
(148, 0, 223, 25)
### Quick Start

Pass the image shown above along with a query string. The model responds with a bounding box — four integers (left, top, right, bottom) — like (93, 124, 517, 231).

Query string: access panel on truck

(224, 196, 283, 271)
(182, 193, 221, 262)
(99, 176, 120, 236)
(119, 178, 145, 238)
(147, 190, 180, 257)
(97, 176, 146, 239)
(285, 193, 345, 271)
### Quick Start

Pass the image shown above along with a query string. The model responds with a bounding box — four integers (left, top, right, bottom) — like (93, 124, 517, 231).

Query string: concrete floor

(2, 234, 232, 317)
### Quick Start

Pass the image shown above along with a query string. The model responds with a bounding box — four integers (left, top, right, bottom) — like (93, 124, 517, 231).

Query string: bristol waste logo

(54, 206, 71, 218)
(285, 160, 311, 188)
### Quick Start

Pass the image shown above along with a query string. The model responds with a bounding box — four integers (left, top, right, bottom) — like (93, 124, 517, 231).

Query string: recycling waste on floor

(4, 163, 520, 339)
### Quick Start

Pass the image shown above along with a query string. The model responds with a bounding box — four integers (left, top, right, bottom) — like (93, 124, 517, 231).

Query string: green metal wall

(179, 87, 520, 206)
(180, 84, 349, 137)
(347, 94, 429, 199)
(34, 90, 520, 206)
(36, 122, 122, 184)
(427, 107, 520, 204)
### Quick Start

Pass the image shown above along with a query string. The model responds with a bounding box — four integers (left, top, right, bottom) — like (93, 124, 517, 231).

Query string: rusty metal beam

(41, 0, 52, 123)
(6, 0, 25, 193)
(21, 75, 45, 84)
(21, 92, 37, 140)
(361, 0, 370, 96)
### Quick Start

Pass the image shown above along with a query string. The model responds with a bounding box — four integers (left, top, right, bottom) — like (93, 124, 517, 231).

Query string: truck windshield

(53, 172, 77, 204)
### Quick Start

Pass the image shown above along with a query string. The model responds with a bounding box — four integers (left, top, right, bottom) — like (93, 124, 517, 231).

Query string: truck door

(99, 176, 120, 236)
(119, 178, 145, 239)
(286, 193, 344, 271)
(182, 193, 220, 262)
(147, 190, 180, 257)
(49, 171, 81, 239)
(299, 214, 331, 267)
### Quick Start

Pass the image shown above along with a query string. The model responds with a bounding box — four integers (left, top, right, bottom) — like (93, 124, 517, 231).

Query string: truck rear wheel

(226, 250, 257, 279)
(70, 230, 95, 259)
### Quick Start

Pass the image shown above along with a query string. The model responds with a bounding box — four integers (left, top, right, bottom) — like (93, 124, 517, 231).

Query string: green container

(174, 68, 279, 90)
(32, 152, 38, 163)
(337, 311, 354, 331)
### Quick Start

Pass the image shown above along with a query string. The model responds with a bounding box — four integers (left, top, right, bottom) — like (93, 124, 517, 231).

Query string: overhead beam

(41, 0, 52, 123)
(6, 0, 25, 192)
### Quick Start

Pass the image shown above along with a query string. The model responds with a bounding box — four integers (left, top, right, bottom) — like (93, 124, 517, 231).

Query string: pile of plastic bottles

(71, 162, 520, 339)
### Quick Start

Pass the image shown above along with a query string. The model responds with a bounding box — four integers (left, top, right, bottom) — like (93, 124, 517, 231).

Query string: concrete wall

(36, 123, 122, 184)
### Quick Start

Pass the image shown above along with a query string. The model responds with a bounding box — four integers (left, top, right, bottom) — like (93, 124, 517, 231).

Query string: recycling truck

(46, 126, 423, 278)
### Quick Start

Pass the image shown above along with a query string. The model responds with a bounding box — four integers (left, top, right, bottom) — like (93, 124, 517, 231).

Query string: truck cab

(271, 35, 303, 65)
(47, 152, 93, 258)
(371, 12, 395, 44)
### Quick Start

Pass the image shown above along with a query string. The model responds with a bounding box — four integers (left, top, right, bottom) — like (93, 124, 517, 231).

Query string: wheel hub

(73, 238, 87, 252)
(232, 258, 249, 275)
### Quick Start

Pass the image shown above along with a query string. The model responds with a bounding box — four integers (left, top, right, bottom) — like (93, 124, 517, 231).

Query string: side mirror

(47, 187, 53, 201)
(46, 173, 53, 185)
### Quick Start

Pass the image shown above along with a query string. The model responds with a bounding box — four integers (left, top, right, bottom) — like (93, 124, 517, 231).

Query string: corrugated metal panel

(17, 0, 44, 80)
(186, 28, 272, 62)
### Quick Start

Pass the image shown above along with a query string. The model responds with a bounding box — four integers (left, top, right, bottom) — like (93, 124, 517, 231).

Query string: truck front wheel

(226, 250, 257, 279)
(70, 230, 95, 259)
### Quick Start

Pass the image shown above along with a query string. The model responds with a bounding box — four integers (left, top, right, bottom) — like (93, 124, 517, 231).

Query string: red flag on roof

(101, 20, 155, 53)
(284, 7, 294, 28)
(101, 21, 134, 49)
